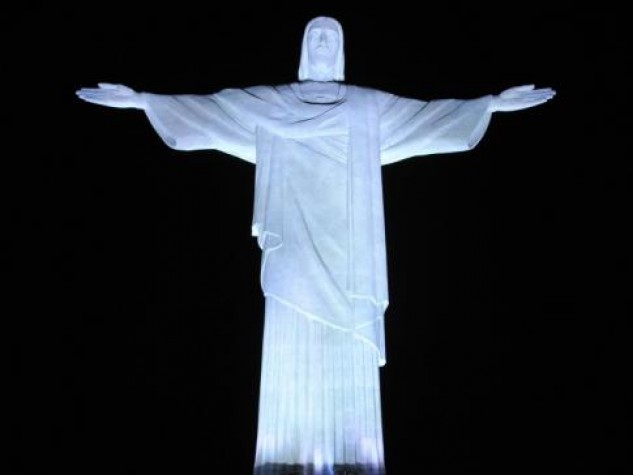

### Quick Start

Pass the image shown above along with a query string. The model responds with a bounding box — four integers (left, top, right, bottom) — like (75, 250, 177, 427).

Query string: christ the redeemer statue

(77, 16, 555, 475)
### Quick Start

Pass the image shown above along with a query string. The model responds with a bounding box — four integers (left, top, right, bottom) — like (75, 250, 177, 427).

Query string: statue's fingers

(76, 87, 102, 94)
(527, 98, 551, 107)
(77, 95, 113, 106)
(76, 90, 93, 99)
(513, 90, 553, 101)
(77, 90, 106, 99)
(526, 91, 555, 99)
(531, 88, 556, 96)
(515, 97, 551, 106)
(98, 82, 120, 89)
(525, 93, 556, 103)
(77, 91, 116, 104)
(544, 90, 556, 98)
(519, 98, 551, 109)
(512, 84, 536, 92)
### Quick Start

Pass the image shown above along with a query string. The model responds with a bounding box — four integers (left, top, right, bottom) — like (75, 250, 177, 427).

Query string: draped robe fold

(143, 84, 492, 473)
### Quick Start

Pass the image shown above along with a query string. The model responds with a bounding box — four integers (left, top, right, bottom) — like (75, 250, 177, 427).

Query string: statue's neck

(296, 80, 346, 103)
(307, 62, 337, 82)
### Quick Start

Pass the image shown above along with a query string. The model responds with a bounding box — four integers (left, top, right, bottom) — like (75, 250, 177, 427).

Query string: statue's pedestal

(254, 463, 386, 474)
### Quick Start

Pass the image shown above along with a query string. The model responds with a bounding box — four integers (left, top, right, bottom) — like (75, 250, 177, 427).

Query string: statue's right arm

(76, 83, 147, 110)
(77, 82, 257, 161)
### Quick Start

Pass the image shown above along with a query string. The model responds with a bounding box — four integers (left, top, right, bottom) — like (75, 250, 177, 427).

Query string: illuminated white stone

(76, 16, 555, 475)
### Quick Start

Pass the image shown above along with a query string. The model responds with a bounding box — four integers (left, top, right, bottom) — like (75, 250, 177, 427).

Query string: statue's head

(298, 16, 345, 82)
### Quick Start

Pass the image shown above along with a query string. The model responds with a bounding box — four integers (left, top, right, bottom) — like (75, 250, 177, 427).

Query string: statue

(77, 16, 555, 475)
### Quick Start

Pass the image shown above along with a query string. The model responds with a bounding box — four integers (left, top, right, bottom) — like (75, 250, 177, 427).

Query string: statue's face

(298, 17, 343, 82)
(307, 23, 339, 61)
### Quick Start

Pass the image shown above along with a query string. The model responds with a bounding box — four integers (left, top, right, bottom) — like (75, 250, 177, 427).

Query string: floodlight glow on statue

(77, 16, 555, 475)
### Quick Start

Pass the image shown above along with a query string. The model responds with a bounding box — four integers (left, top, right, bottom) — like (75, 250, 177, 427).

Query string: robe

(143, 83, 492, 474)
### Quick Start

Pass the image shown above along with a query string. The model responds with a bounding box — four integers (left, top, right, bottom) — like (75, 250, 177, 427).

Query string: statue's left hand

(489, 85, 556, 112)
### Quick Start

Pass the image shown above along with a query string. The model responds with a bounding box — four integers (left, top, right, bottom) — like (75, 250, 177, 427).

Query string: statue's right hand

(76, 83, 145, 109)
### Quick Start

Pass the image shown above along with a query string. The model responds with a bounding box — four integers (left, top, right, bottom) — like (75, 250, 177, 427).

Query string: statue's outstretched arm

(489, 84, 556, 113)
(76, 83, 146, 110)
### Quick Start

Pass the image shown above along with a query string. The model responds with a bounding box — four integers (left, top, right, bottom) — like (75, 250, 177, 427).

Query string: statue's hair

(298, 16, 345, 82)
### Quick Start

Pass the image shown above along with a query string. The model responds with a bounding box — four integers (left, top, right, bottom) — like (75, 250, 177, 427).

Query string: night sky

(10, 4, 629, 474)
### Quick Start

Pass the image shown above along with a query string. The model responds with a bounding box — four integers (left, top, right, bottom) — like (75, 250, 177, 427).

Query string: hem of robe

(254, 297, 386, 471)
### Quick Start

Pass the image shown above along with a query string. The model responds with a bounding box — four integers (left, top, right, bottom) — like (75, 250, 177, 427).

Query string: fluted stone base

(254, 463, 386, 474)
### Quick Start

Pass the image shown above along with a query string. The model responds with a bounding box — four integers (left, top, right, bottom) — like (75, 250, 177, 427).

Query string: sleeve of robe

(141, 88, 272, 164)
(378, 93, 493, 165)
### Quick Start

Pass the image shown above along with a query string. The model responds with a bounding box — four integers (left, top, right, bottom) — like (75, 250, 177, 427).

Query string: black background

(10, 3, 629, 474)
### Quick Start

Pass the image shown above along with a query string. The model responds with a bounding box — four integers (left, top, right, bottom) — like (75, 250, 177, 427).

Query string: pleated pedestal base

(254, 462, 386, 474)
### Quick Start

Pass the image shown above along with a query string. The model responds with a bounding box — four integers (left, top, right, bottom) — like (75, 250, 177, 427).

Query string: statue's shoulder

(245, 84, 284, 95)
(346, 84, 382, 92)
(343, 84, 386, 95)
(345, 85, 399, 108)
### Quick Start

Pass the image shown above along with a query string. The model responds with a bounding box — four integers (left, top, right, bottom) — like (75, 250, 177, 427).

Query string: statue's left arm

(379, 84, 555, 165)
